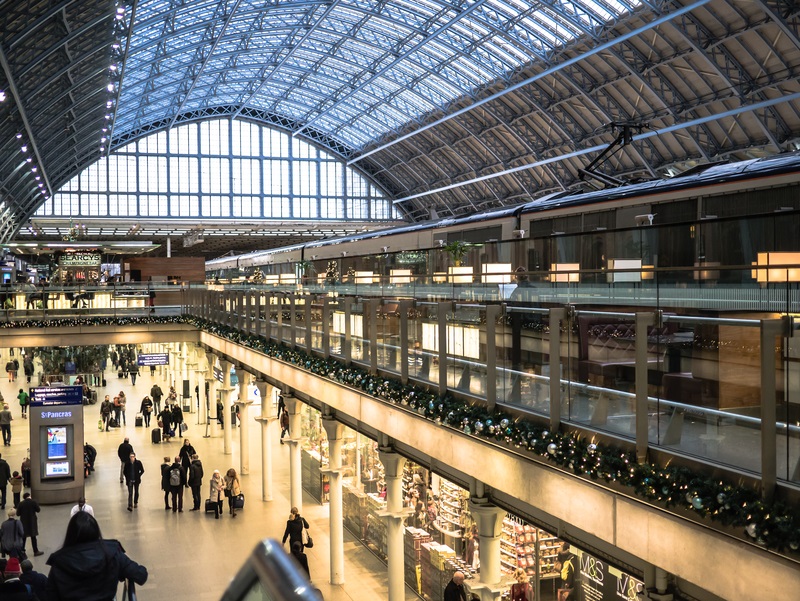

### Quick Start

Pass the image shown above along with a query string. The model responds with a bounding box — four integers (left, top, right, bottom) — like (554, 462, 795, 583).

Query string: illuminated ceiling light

(109, 64, 117, 72)
(0, 90, 6, 102)
(106, 101, 113, 108)
(102, 128, 108, 133)
(25, 157, 32, 163)
(16, 133, 22, 139)
(105, 114, 111, 119)
(101, 137, 107, 142)
(107, 83, 115, 92)
(35, 176, 40, 181)
(21, 145, 27, 152)
(112, 41, 121, 49)
(100, 146, 105, 151)
(31, 167, 37, 172)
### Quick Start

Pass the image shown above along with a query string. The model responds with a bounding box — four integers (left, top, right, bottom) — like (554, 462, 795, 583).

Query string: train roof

(207, 153, 800, 266)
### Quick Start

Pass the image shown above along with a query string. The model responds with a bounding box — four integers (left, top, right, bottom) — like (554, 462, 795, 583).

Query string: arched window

(37, 119, 398, 222)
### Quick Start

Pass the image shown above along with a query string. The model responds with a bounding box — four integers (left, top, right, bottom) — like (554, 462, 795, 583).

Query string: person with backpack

(150, 384, 163, 414)
(16, 390, 28, 420)
(100, 396, 113, 431)
(167, 457, 186, 513)
(187, 454, 204, 511)
(556, 542, 576, 599)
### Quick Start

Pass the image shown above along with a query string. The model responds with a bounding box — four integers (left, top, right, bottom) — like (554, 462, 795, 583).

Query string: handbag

(179, 422, 188, 434)
(301, 527, 314, 548)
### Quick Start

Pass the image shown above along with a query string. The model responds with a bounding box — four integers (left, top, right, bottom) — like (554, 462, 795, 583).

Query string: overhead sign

(60, 253, 101, 267)
(138, 353, 169, 366)
(31, 385, 84, 406)
(576, 549, 644, 601)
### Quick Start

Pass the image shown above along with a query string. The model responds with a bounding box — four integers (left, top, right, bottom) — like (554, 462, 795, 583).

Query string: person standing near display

(124, 452, 144, 511)
(0, 404, 12, 446)
(443, 571, 467, 601)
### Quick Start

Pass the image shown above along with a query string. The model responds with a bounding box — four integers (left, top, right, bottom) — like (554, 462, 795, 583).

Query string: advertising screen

(44, 461, 71, 477)
(47, 426, 68, 459)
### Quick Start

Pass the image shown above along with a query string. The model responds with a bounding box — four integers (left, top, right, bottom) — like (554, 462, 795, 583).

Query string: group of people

(98, 392, 127, 430)
(0, 510, 148, 601)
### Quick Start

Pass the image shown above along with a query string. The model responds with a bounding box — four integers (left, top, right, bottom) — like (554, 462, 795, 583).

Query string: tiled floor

(1, 368, 414, 601)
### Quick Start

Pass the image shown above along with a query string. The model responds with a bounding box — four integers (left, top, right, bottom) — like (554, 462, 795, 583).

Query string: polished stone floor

(0, 367, 413, 601)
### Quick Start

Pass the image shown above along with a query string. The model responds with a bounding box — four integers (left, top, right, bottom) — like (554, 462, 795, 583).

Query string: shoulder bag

(301, 527, 314, 548)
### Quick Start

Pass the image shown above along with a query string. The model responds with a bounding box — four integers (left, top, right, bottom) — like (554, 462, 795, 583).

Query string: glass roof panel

(114, 0, 640, 154)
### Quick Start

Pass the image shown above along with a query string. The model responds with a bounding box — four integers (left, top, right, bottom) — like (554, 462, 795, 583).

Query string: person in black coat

(178, 439, 195, 472)
(20, 558, 48, 600)
(187, 455, 204, 511)
(290, 542, 310, 579)
(0, 454, 11, 510)
(443, 571, 467, 601)
(45, 511, 147, 601)
(281, 507, 309, 551)
(123, 452, 144, 511)
(171, 404, 184, 435)
(159, 457, 172, 511)
(167, 458, 186, 513)
(157, 407, 173, 442)
(15, 494, 42, 557)
(116, 438, 133, 484)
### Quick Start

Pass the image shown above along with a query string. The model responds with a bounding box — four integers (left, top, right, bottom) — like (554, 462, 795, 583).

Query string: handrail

(220, 539, 321, 601)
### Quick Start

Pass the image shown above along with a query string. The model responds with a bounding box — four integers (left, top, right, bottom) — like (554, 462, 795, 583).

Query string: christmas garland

(3, 314, 798, 554)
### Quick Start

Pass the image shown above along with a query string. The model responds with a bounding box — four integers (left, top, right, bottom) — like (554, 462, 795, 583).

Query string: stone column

(377, 448, 411, 601)
(235, 368, 253, 475)
(254, 380, 277, 501)
(466, 497, 506, 601)
(322, 416, 345, 585)
(220, 359, 233, 454)
(206, 353, 220, 437)
(284, 394, 304, 512)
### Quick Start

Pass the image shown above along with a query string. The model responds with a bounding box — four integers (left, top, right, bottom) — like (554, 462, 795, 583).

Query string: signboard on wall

(576, 549, 644, 601)
(138, 353, 169, 366)
(30, 385, 84, 406)
(59, 253, 101, 267)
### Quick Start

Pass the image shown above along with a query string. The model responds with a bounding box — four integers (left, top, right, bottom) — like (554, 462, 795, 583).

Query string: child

(10, 471, 23, 507)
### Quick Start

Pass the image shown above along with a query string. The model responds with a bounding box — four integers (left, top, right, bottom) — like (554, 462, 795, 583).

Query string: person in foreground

(45, 511, 147, 601)
(443, 570, 467, 601)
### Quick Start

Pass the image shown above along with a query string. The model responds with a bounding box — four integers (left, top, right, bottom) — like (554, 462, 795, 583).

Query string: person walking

(22, 357, 33, 384)
(124, 452, 144, 511)
(9, 472, 22, 507)
(0, 509, 24, 559)
(16, 390, 28, 419)
(279, 409, 289, 443)
(150, 384, 163, 414)
(209, 470, 224, 519)
(15, 493, 43, 557)
(129, 362, 139, 385)
(171, 404, 184, 437)
(0, 404, 12, 446)
(139, 396, 153, 428)
(157, 405, 173, 442)
(167, 457, 186, 513)
(159, 457, 172, 510)
(117, 438, 133, 484)
(223, 468, 241, 518)
(117, 391, 127, 426)
(188, 454, 204, 511)
(281, 507, 309, 550)
(178, 439, 195, 473)
(0, 454, 11, 510)
(290, 542, 310, 579)
(100, 396, 112, 431)
(45, 511, 148, 601)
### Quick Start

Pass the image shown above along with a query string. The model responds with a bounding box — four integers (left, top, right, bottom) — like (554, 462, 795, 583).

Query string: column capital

(321, 416, 345, 441)
(378, 448, 405, 478)
(468, 500, 506, 538)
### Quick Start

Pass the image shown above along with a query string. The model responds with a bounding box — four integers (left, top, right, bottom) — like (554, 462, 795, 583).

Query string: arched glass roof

(117, 0, 642, 150)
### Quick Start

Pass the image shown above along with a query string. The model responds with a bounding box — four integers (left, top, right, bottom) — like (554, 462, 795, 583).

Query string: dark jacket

(291, 549, 310, 579)
(117, 441, 133, 463)
(124, 459, 145, 486)
(157, 409, 172, 431)
(160, 462, 171, 491)
(188, 459, 204, 487)
(0, 517, 24, 556)
(0, 457, 11, 485)
(179, 444, 196, 469)
(139, 398, 153, 415)
(20, 569, 48, 600)
(150, 384, 163, 401)
(282, 515, 309, 546)
(16, 497, 40, 537)
(444, 579, 467, 601)
(46, 539, 147, 601)
(0, 579, 36, 600)
(171, 405, 184, 425)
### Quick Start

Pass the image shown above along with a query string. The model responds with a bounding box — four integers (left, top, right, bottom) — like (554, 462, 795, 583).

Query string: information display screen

(47, 426, 68, 459)
(45, 461, 71, 477)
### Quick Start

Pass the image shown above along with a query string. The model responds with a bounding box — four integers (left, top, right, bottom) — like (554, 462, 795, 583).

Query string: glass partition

(409, 305, 437, 386)
(350, 301, 367, 366)
(309, 298, 324, 352)
(376, 301, 401, 374)
(497, 307, 550, 416)
(446, 306, 487, 400)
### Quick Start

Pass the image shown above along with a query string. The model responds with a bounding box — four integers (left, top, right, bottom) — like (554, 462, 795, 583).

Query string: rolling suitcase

(135, 413, 143, 427)
(232, 493, 245, 509)
(205, 499, 216, 514)
(151, 428, 161, 444)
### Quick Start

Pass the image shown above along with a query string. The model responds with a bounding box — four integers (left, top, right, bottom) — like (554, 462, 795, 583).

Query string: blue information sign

(30, 385, 84, 406)
(138, 353, 169, 366)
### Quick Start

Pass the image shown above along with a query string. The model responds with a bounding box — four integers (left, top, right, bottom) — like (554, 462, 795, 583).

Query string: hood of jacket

(47, 540, 118, 578)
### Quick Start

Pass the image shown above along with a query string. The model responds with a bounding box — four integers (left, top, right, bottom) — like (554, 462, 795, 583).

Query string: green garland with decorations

(3, 314, 798, 554)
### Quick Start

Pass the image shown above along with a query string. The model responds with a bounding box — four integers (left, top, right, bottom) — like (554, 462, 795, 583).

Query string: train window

(446, 227, 502, 244)
(652, 199, 696, 225)
(528, 219, 554, 239)
(551, 215, 582, 235)
(704, 187, 800, 218)
(582, 210, 614, 231)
